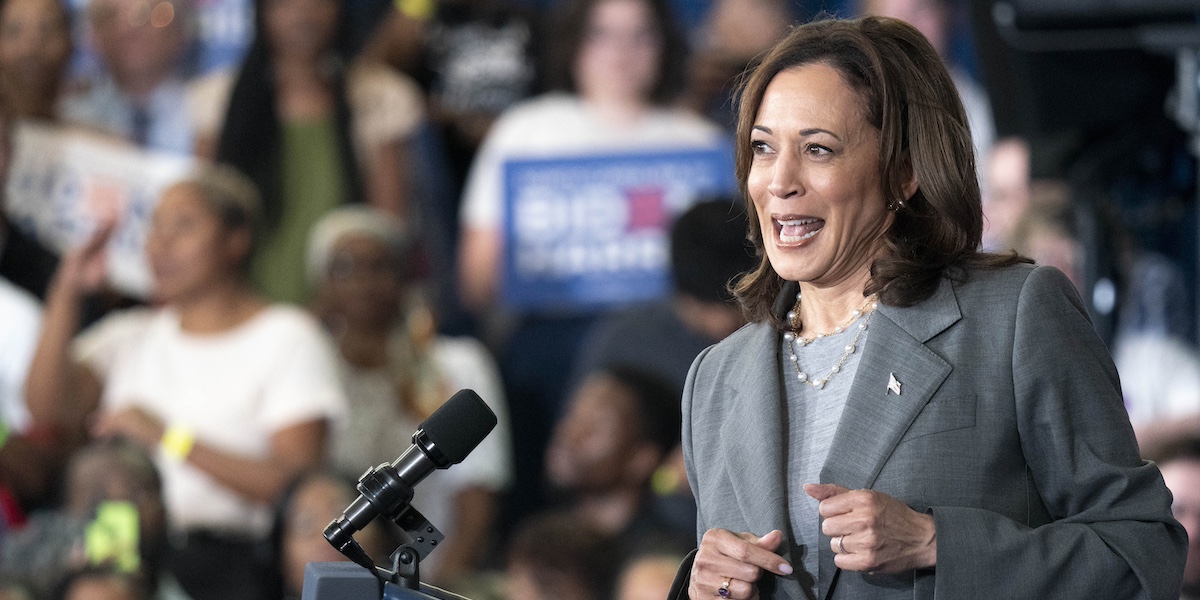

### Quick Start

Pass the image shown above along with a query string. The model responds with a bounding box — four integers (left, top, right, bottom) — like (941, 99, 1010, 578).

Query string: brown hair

(731, 16, 1026, 327)
(544, 0, 687, 105)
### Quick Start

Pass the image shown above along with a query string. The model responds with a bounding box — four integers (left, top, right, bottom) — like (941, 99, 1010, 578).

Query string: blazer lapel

(817, 278, 960, 600)
(717, 321, 792, 555)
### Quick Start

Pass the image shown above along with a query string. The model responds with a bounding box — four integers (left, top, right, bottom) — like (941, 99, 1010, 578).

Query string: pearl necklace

(783, 292, 878, 390)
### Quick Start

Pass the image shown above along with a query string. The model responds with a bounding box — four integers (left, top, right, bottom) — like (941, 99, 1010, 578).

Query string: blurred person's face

(506, 567, 543, 600)
(747, 64, 896, 288)
(674, 296, 744, 342)
(861, 0, 945, 56)
(66, 453, 167, 545)
(982, 139, 1031, 251)
(615, 556, 678, 600)
(0, 0, 70, 99)
(547, 374, 657, 493)
(574, 0, 662, 106)
(282, 477, 384, 596)
(264, 0, 337, 63)
(1162, 459, 1200, 596)
(1023, 225, 1081, 292)
(87, 0, 184, 94)
(146, 183, 248, 304)
(506, 565, 595, 600)
(64, 576, 140, 600)
(321, 234, 402, 329)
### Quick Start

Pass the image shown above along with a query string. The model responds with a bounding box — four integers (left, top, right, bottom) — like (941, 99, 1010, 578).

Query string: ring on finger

(837, 535, 847, 554)
(718, 577, 731, 598)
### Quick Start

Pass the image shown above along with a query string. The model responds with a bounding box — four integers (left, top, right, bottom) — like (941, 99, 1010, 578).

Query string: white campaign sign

(3, 120, 195, 298)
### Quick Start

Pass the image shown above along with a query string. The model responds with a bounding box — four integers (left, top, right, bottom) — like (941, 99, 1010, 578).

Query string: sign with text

(3, 121, 195, 297)
(502, 146, 736, 313)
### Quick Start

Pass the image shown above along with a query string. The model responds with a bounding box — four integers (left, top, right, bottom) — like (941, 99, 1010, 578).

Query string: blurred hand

(689, 528, 793, 600)
(92, 407, 165, 450)
(57, 221, 116, 294)
(804, 483, 937, 574)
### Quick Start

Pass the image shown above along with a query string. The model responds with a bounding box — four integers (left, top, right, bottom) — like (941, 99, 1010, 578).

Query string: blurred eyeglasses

(89, 0, 175, 29)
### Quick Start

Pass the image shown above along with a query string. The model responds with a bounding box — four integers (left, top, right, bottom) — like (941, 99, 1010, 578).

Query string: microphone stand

(382, 503, 443, 593)
(315, 390, 495, 600)
(324, 462, 448, 598)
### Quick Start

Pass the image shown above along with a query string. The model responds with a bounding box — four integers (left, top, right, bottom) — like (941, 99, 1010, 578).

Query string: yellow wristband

(395, 0, 434, 21)
(161, 425, 195, 462)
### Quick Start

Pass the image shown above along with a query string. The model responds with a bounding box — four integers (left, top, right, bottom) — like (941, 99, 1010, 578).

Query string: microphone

(323, 389, 497, 569)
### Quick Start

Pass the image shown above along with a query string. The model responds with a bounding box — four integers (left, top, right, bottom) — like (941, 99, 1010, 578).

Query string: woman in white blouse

(25, 164, 345, 600)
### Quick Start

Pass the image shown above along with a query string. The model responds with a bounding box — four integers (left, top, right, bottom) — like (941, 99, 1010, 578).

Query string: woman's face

(747, 63, 894, 287)
(574, 0, 662, 105)
(264, 0, 338, 62)
(0, 0, 69, 95)
(321, 233, 402, 329)
(146, 184, 246, 303)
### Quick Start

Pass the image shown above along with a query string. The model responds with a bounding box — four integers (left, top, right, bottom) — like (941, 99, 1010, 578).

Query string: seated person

(267, 471, 391, 600)
(24, 164, 345, 600)
(570, 198, 753, 391)
(505, 512, 614, 600)
(545, 366, 683, 542)
(306, 206, 511, 583)
(3, 439, 189, 600)
(53, 568, 150, 600)
(1155, 437, 1200, 600)
(614, 545, 692, 600)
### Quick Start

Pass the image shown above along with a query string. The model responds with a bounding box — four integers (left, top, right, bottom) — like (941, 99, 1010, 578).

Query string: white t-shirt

(74, 305, 346, 536)
(1116, 332, 1200, 428)
(332, 335, 512, 575)
(460, 92, 727, 229)
(0, 278, 39, 433)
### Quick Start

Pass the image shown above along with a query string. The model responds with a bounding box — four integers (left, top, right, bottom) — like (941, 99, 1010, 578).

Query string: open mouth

(776, 217, 824, 244)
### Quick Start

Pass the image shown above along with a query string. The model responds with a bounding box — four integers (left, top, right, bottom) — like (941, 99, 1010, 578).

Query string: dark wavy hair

(544, 0, 687, 105)
(215, 0, 362, 231)
(731, 16, 1026, 327)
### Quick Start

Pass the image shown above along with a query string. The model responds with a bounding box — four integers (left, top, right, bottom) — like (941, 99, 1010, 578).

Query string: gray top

(781, 322, 870, 598)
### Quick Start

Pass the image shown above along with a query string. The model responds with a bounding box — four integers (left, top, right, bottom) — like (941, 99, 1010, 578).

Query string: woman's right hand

(56, 222, 115, 294)
(688, 528, 793, 600)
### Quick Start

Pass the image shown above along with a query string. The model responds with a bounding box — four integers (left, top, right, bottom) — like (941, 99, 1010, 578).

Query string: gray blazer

(681, 264, 1186, 599)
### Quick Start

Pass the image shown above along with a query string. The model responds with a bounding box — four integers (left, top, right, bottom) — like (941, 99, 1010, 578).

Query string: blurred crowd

(0, 0, 1196, 599)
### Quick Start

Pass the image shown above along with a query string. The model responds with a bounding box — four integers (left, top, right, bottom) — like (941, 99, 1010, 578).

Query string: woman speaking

(676, 16, 1185, 600)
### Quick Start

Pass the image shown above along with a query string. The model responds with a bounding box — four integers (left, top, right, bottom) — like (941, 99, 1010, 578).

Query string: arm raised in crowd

(24, 225, 110, 431)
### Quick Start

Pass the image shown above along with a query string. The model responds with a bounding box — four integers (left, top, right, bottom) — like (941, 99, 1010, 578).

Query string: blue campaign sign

(502, 145, 737, 313)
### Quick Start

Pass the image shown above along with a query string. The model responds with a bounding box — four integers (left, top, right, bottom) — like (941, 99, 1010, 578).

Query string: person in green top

(212, 0, 417, 304)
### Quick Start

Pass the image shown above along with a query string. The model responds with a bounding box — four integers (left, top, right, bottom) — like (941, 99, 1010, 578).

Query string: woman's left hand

(92, 407, 166, 450)
(804, 483, 936, 574)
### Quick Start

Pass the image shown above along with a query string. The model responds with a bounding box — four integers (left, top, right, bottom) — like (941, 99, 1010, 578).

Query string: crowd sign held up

(3, 120, 194, 298)
(502, 146, 735, 313)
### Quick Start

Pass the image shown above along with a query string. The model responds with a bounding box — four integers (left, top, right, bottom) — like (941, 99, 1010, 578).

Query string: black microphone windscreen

(420, 389, 497, 465)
